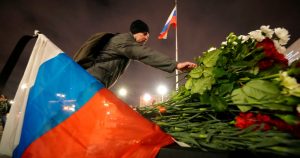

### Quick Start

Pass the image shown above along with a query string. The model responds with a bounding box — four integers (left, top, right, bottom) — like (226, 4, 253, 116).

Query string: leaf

(217, 82, 234, 96)
(238, 44, 250, 59)
(213, 67, 227, 78)
(191, 77, 215, 95)
(231, 80, 293, 111)
(210, 95, 228, 112)
(275, 114, 300, 125)
(231, 88, 256, 104)
(261, 103, 293, 111)
(232, 87, 293, 111)
(237, 105, 252, 112)
(189, 67, 203, 78)
(231, 88, 254, 111)
(283, 96, 300, 105)
(203, 49, 222, 67)
(185, 78, 194, 90)
(199, 92, 210, 104)
(216, 55, 228, 67)
(230, 61, 251, 68)
(203, 67, 214, 77)
(242, 80, 280, 100)
(195, 56, 204, 65)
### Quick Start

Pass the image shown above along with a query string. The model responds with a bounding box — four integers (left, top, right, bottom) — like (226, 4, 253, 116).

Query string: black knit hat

(130, 19, 150, 34)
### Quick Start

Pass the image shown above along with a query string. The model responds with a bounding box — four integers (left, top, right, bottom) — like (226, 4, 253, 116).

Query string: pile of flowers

(138, 26, 300, 156)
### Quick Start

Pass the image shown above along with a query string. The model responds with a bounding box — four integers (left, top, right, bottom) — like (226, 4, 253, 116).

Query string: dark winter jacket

(81, 32, 177, 88)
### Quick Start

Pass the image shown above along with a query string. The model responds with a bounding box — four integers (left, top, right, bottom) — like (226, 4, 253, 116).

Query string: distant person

(74, 19, 197, 88)
(0, 95, 11, 128)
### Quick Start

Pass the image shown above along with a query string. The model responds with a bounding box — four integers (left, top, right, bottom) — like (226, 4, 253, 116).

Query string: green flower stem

(258, 73, 279, 80)
(163, 113, 201, 125)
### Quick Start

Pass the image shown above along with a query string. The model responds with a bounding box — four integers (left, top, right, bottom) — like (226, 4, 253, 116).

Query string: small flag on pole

(158, 6, 177, 39)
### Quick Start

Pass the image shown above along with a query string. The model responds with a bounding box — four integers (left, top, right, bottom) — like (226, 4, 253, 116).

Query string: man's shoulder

(110, 32, 136, 45)
(113, 32, 132, 39)
(89, 32, 116, 40)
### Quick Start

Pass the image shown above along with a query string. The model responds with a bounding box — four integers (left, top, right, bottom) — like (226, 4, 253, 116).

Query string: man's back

(86, 33, 135, 88)
(73, 32, 116, 69)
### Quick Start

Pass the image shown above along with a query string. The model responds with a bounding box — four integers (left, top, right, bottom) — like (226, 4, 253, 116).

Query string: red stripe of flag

(22, 89, 174, 158)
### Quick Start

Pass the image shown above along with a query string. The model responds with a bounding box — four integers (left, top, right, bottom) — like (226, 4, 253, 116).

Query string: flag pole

(175, 0, 179, 90)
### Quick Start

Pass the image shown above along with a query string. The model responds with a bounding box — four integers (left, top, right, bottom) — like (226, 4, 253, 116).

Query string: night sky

(1, 0, 300, 106)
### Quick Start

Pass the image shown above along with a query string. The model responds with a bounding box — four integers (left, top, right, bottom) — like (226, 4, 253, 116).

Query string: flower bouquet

(138, 26, 300, 156)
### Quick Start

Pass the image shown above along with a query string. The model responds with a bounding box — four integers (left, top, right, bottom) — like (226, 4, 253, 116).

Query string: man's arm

(121, 44, 196, 72)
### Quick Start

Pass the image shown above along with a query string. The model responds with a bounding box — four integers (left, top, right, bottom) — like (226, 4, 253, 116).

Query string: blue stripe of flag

(13, 53, 104, 157)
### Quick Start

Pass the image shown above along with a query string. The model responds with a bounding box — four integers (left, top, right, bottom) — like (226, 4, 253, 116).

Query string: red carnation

(235, 112, 300, 137)
(235, 112, 256, 129)
(256, 113, 271, 122)
(256, 38, 288, 70)
(256, 38, 274, 55)
(258, 59, 273, 70)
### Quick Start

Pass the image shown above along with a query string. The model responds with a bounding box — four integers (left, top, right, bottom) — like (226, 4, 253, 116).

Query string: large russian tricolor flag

(158, 6, 177, 39)
(0, 34, 174, 158)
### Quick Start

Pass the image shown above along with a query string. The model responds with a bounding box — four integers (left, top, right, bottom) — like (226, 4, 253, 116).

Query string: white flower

(273, 40, 287, 54)
(280, 71, 298, 89)
(232, 41, 238, 45)
(260, 25, 274, 38)
(273, 40, 280, 50)
(221, 41, 227, 45)
(238, 35, 249, 43)
(274, 27, 290, 45)
(207, 47, 216, 52)
(279, 72, 300, 97)
(248, 30, 265, 42)
(279, 36, 290, 45)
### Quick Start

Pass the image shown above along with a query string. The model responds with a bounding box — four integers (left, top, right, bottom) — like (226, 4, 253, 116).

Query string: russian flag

(158, 6, 177, 39)
(0, 34, 174, 158)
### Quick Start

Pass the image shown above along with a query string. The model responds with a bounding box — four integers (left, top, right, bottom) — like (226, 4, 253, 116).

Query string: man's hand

(176, 62, 197, 72)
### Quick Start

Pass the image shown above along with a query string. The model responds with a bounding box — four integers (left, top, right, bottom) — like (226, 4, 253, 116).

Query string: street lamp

(118, 88, 127, 97)
(157, 85, 168, 102)
(143, 93, 152, 102)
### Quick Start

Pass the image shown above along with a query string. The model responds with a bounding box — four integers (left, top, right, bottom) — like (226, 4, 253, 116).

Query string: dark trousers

(1, 115, 6, 127)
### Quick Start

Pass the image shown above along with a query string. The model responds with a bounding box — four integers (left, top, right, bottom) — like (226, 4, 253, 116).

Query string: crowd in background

(0, 95, 11, 128)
